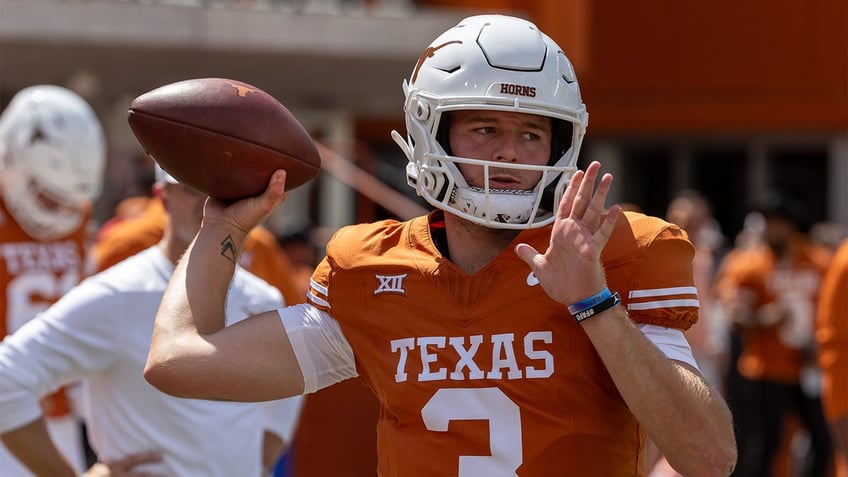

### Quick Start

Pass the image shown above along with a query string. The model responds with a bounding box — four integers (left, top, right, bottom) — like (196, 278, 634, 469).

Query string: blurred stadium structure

(1, 1, 846, 475)
(2, 0, 846, 242)
(0, 0, 466, 240)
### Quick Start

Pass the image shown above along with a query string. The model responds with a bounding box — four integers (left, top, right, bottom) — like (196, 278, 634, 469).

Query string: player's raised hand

(515, 161, 621, 305)
(202, 169, 289, 235)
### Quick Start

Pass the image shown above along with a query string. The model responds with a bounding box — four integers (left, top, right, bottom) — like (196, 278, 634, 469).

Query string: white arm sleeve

(277, 304, 358, 394)
(637, 324, 700, 370)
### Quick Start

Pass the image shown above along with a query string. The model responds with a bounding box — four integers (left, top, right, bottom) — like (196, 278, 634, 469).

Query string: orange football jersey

(0, 200, 90, 417)
(307, 211, 698, 476)
(715, 241, 832, 384)
(91, 197, 305, 305)
(817, 240, 848, 422)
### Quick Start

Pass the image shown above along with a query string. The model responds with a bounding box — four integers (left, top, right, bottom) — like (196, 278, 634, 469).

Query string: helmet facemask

(392, 14, 588, 230)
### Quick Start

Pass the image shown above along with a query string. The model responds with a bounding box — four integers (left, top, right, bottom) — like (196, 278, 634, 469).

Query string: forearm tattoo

(220, 235, 238, 264)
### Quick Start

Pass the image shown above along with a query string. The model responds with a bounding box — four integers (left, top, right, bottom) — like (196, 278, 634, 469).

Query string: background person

(0, 84, 106, 475)
(91, 191, 305, 306)
(0, 166, 302, 477)
(715, 192, 833, 477)
(816, 238, 848, 477)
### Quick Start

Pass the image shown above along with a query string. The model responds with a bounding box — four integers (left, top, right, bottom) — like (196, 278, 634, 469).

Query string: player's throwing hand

(202, 169, 289, 236)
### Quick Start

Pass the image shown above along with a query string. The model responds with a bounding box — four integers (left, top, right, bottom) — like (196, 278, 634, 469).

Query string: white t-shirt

(0, 247, 303, 477)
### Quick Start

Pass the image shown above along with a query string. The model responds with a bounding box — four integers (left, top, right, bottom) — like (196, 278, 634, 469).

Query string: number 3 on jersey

(421, 387, 522, 476)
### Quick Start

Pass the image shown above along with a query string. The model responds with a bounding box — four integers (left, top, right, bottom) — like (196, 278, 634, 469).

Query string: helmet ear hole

(414, 100, 430, 121)
(421, 170, 436, 190)
(420, 168, 451, 203)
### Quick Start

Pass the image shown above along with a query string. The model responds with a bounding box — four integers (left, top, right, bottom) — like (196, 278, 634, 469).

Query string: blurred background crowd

(1, 0, 846, 476)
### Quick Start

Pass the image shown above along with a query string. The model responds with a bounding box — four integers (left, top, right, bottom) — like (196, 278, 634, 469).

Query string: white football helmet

(392, 14, 588, 229)
(0, 85, 106, 240)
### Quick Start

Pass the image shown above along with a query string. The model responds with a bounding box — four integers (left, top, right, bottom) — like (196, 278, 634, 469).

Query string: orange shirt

(91, 197, 304, 305)
(239, 226, 305, 305)
(715, 241, 832, 383)
(817, 239, 848, 422)
(91, 197, 165, 272)
(0, 200, 89, 417)
(307, 211, 697, 476)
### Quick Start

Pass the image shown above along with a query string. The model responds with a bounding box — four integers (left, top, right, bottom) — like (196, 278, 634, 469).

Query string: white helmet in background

(0, 85, 106, 240)
(392, 14, 588, 229)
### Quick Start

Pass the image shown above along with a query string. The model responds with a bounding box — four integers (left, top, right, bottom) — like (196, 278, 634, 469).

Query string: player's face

(448, 110, 552, 191)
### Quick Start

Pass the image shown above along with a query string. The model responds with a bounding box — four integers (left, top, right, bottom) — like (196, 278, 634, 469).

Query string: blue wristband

(572, 292, 621, 323)
(567, 287, 612, 315)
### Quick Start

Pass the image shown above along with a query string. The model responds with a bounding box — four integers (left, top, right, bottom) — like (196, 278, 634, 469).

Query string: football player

(146, 15, 737, 476)
(715, 193, 834, 476)
(817, 239, 848, 477)
(0, 85, 105, 476)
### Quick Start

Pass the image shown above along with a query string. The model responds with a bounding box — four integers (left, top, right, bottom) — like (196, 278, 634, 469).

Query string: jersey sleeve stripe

(628, 286, 698, 298)
(307, 278, 331, 309)
(309, 278, 329, 297)
(628, 298, 700, 310)
(307, 291, 331, 309)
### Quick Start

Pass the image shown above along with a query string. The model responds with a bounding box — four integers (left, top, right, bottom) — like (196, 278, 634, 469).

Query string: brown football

(127, 78, 321, 200)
